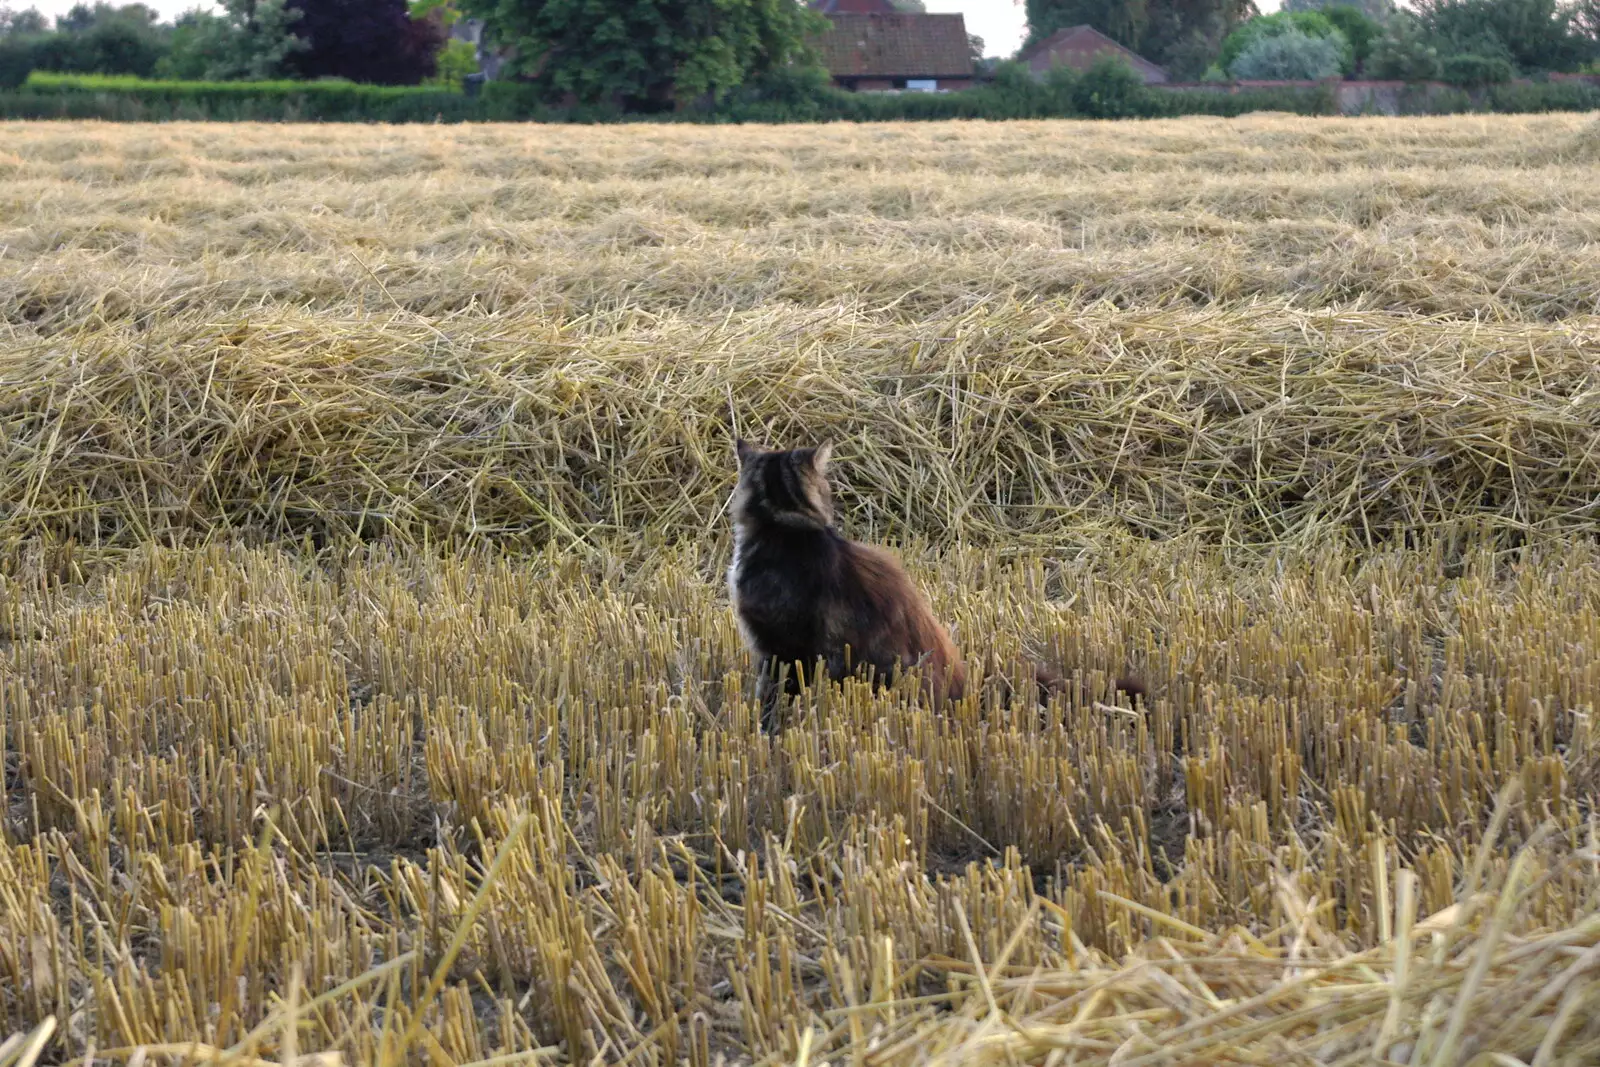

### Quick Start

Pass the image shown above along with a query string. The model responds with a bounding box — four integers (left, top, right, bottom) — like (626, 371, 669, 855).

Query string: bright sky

(22, 0, 1283, 60)
(925, 0, 1027, 57)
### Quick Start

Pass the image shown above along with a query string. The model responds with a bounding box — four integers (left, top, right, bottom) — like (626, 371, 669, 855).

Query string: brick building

(812, 11, 976, 92)
(1017, 24, 1168, 85)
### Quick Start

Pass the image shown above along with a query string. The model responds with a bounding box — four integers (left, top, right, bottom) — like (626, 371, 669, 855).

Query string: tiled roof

(1017, 24, 1168, 83)
(814, 13, 975, 79)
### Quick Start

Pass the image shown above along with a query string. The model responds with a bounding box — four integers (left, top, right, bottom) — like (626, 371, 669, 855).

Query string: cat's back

(835, 538, 920, 609)
(730, 525, 842, 652)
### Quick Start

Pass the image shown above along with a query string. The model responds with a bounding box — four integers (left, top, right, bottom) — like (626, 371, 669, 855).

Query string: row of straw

(2, 300, 1598, 550)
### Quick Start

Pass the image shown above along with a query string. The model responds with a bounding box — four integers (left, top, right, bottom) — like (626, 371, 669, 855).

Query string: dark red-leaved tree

(286, 0, 444, 85)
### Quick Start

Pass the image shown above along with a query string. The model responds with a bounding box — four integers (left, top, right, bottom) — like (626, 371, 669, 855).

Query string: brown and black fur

(727, 439, 1142, 731)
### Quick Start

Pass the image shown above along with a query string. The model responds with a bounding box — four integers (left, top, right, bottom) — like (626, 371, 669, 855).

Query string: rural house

(811, 10, 976, 92)
(1017, 24, 1168, 84)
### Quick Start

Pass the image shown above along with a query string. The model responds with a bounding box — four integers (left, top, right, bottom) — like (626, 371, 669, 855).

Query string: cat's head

(730, 439, 834, 531)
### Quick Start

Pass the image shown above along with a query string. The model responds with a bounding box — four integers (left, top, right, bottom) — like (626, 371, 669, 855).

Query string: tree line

(2, 0, 1598, 110)
(1031, 0, 1600, 83)
(0, 2, 464, 86)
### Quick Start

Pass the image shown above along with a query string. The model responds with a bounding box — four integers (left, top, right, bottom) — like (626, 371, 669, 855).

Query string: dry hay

(3, 114, 1600, 326)
(1545, 113, 1600, 163)
(1, 302, 1598, 551)
(0, 117, 1596, 1065)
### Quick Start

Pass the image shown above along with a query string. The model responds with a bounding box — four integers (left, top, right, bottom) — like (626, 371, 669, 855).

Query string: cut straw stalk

(4, 538, 1599, 1067)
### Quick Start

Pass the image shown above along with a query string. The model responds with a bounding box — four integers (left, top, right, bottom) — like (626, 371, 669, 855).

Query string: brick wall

(1161, 76, 1600, 115)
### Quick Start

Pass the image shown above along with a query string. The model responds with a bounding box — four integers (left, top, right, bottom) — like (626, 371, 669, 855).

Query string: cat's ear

(810, 440, 833, 473)
(735, 438, 758, 467)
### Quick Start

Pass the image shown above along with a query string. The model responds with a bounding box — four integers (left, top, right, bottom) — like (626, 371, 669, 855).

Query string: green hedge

(691, 62, 1337, 122)
(0, 69, 1593, 124)
(0, 69, 1339, 123)
(24, 71, 442, 100)
(1151, 84, 1339, 116)
(10, 71, 493, 121)
(1486, 79, 1600, 112)
(3, 72, 655, 122)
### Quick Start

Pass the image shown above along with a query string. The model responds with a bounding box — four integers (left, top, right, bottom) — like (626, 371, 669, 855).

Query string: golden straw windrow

(2, 302, 1598, 549)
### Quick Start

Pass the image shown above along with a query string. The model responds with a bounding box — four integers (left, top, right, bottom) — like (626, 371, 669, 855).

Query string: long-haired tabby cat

(727, 439, 1142, 731)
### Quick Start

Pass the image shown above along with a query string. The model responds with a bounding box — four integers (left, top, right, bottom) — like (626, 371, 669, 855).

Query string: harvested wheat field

(1, 114, 1600, 1066)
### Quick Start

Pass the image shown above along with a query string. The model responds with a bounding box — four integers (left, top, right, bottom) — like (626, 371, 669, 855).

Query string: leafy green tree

(0, 34, 35, 85)
(0, 5, 50, 35)
(459, 0, 829, 110)
(425, 38, 478, 87)
(413, 0, 477, 86)
(1575, 0, 1600, 45)
(1414, 0, 1590, 71)
(23, 4, 171, 77)
(1320, 5, 1383, 69)
(1282, 0, 1393, 19)
(1025, 0, 1257, 80)
(1367, 10, 1442, 79)
(227, 0, 308, 78)
(156, 0, 306, 81)
(154, 9, 217, 78)
(1026, 0, 1149, 46)
(410, 0, 460, 19)
(1230, 26, 1346, 77)
(56, 2, 152, 32)
(1220, 11, 1354, 73)
(286, 0, 443, 84)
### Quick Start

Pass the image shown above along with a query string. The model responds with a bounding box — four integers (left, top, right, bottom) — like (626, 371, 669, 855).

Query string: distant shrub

(1040, 62, 1081, 109)
(1419, 84, 1474, 111)
(1487, 79, 1600, 111)
(1440, 52, 1515, 87)
(1368, 13, 1444, 80)
(1071, 55, 1150, 118)
(64, 17, 168, 77)
(1418, 0, 1590, 75)
(424, 38, 477, 90)
(1221, 12, 1356, 75)
(0, 36, 37, 90)
(1155, 84, 1338, 115)
(1230, 29, 1349, 79)
(1320, 4, 1386, 69)
(984, 60, 1056, 117)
